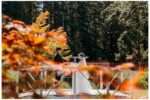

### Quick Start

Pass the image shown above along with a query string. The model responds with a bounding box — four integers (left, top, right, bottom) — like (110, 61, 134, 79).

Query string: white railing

(17, 52, 131, 98)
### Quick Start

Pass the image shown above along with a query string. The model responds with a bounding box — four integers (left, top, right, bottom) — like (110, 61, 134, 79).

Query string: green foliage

(101, 1, 148, 63)
(3, 69, 19, 82)
(138, 71, 148, 89)
(2, 1, 148, 63)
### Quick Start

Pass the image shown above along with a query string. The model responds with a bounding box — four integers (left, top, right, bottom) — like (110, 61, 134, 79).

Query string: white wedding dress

(72, 57, 93, 94)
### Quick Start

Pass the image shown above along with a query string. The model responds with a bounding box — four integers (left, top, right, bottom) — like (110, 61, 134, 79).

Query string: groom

(54, 48, 65, 81)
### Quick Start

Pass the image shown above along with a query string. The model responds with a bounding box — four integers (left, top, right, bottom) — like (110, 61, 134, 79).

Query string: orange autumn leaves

(31, 11, 49, 33)
(2, 11, 69, 71)
(79, 62, 147, 92)
(47, 27, 67, 48)
(119, 68, 145, 91)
